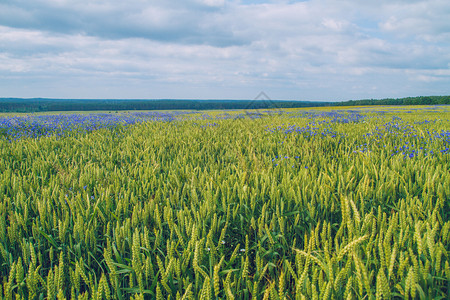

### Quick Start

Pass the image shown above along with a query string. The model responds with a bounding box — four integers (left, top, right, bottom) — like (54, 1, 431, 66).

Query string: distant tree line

(334, 95, 450, 106)
(0, 96, 449, 113)
(0, 98, 331, 113)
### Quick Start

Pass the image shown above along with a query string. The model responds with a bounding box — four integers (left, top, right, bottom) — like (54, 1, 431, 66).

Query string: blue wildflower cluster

(414, 119, 437, 125)
(0, 111, 183, 141)
(288, 110, 367, 123)
(266, 123, 343, 140)
(355, 116, 450, 159)
(199, 122, 219, 128)
(215, 113, 233, 120)
(436, 130, 450, 145)
(243, 112, 265, 119)
(354, 143, 370, 154)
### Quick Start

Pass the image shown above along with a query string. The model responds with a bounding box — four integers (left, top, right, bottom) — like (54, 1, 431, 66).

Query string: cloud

(1, 0, 450, 100)
(0, 0, 245, 46)
(378, 1, 450, 42)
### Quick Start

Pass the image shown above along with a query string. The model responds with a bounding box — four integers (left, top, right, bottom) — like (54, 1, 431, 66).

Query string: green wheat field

(0, 105, 449, 299)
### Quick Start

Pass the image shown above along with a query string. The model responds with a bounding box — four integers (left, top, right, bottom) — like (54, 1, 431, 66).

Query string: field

(0, 105, 449, 299)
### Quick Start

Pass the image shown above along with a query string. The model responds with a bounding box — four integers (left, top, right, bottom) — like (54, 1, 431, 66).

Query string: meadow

(0, 105, 449, 299)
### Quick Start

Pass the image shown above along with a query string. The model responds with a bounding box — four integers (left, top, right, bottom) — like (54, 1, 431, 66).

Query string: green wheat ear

(1, 107, 450, 298)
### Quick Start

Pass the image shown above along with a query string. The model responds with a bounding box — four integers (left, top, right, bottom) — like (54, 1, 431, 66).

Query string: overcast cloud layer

(1, 0, 449, 100)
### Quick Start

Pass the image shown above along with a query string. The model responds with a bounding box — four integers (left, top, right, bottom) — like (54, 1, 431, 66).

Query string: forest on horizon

(0, 95, 449, 113)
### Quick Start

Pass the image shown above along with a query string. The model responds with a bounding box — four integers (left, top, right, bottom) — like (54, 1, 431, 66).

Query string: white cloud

(199, 0, 226, 7)
(0, 0, 449, 100)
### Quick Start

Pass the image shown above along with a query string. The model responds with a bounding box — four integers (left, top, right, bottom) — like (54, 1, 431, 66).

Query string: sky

(1, 0, 450, 101)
